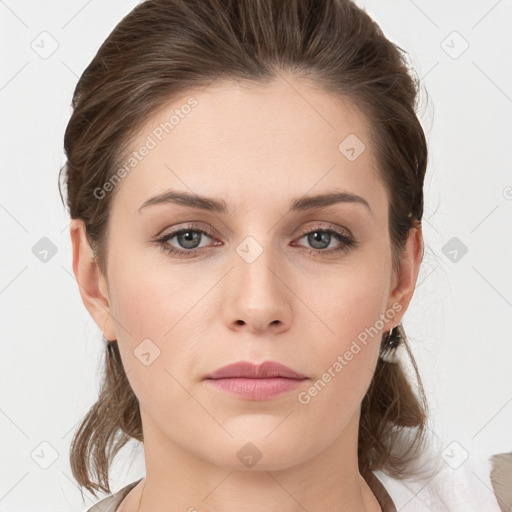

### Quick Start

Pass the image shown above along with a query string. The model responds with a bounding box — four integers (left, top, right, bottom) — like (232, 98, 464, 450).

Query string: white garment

(84, 452, 505, 512)
(374, 451, 503, 511)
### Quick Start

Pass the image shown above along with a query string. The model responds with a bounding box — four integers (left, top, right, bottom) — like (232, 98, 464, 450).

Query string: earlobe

(69, 219, 115, 339)
(387, 223, 424, 325)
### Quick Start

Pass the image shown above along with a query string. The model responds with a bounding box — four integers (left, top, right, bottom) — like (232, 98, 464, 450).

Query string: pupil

(309, 231, 330, 249)
(179, 231, 200, 248)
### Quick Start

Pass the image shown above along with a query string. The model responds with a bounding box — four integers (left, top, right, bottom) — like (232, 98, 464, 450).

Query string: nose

(223, 245, 292, 335)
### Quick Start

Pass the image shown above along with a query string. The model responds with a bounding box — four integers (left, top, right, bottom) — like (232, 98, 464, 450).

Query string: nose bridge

(225, 232, 292, 331)
(235, 233, 283, 300)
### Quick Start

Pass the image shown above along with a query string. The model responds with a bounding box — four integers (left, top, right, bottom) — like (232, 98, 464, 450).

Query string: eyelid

(154, 221, 217, 239)
(155, 221, 352, 244)
(295, 221, 353, 240)
(154, 220, 356, 258)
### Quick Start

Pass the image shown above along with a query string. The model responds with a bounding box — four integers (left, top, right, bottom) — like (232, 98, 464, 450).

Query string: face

(72, 75, 421, 472)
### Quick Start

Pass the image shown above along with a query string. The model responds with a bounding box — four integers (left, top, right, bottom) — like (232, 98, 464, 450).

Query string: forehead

(110, 76, 385, 217)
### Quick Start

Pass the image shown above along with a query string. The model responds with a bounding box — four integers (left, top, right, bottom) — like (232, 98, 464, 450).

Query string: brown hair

(60, 0, 432, 498)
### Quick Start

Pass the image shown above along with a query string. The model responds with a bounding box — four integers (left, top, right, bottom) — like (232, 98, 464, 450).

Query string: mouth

(205, 360, 307, 379)
(203, 360, 309, 400)
(204, 376, 307, 400)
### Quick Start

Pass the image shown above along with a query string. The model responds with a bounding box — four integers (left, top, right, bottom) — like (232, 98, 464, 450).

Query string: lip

(204, 361, 308, 401)
(205, 360, 307, 379)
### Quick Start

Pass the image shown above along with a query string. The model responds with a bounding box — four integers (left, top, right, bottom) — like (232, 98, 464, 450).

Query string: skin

(70, 75, 423, 512)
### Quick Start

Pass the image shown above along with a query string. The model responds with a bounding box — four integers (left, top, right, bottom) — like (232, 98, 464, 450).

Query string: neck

(132, 409, 383, 512)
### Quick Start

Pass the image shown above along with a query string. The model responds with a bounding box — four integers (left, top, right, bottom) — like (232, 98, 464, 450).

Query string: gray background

(1, 0, 511, 510)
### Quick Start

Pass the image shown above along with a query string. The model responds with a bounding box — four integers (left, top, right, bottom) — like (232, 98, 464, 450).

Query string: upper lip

(205, 361, 307, 380)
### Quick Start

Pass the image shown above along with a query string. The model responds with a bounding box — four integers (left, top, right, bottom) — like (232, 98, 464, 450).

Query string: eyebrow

(138, 189, 372, 216)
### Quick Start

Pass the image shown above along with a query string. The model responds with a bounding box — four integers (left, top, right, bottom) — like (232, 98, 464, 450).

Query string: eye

(154, 223, 356, 258)
(293, 225, 356, 256)
(154, 223, 219, 258)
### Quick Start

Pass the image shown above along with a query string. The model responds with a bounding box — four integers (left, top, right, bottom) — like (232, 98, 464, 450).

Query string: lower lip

(204, 377, 307, 400)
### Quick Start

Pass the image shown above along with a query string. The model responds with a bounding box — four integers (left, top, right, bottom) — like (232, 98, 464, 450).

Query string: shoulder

(84, 478, 143, 512)
(490, 452, 512, 512)
(373, 450, 511, 512)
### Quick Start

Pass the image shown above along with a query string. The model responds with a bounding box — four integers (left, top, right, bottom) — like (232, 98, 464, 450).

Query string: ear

(69, 219, 116, 341)
(386, 222, 424, 327)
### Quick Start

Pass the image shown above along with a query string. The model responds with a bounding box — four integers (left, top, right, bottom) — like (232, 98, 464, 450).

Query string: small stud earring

(379, 325, 401, 364)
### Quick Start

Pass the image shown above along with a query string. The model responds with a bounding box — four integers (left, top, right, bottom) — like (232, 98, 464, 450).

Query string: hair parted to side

(60, 0, 433, 498)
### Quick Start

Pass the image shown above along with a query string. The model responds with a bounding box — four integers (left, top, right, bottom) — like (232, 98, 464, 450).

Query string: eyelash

(154, 222, 356, 258)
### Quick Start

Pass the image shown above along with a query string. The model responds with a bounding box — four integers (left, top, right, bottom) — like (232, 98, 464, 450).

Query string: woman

(60, 0, 510, 510)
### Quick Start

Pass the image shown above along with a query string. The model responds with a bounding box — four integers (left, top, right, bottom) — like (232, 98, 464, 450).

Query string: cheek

(292, 259, 390, 396)
(292, 275, 387, 443)
(105, 228, 391, 422)
(106, 236, 200, 344)
(107, 270, 194, 422)
(105, 246, 215, 402)
(296, 259, 391, 348)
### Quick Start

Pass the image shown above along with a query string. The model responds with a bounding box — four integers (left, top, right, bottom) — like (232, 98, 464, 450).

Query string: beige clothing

(86, 478, 142, 512)
(84, 452, 511, 512)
